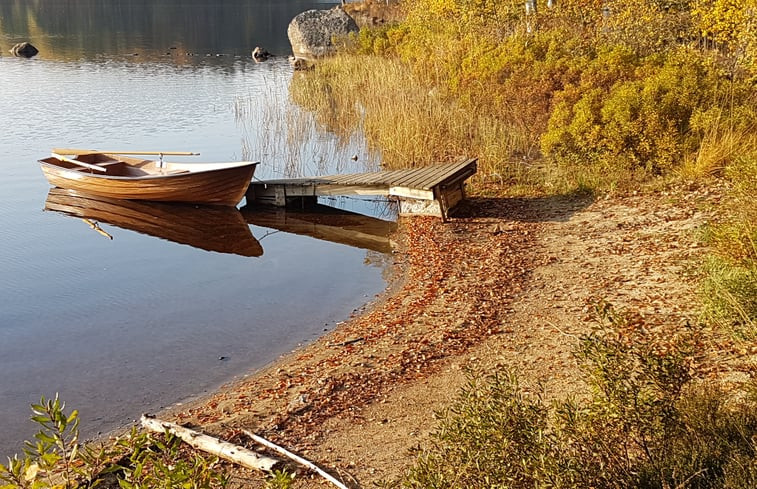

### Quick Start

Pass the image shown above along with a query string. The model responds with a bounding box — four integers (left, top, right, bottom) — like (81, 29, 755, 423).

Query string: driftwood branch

(140, 415, 280, 472)
(242, 429, 349, 489)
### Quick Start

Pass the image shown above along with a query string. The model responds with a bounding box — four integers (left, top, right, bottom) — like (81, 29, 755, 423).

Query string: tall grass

(232, 68, 381, 181)
(289, 55, 542, 194)
(700, 151, 757, 341)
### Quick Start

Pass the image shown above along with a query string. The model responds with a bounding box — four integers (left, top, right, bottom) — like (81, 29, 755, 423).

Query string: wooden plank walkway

(247, 158, 477, 220)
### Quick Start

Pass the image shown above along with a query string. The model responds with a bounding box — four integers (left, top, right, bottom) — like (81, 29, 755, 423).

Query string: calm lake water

(0, 0, 395, 456)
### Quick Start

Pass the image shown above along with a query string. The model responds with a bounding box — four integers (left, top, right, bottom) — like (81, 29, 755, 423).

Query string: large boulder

(10, 42, 39, 58)
(287, 7, 358, 59)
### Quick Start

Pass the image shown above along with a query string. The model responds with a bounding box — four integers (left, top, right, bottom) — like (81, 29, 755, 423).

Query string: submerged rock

(10, 42, 38, 58)
(287, 7, 358, 59)
(252, 46, 271, 62)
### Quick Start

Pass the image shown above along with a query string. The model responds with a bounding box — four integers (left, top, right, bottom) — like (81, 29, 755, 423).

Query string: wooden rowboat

(39, 149, 259, 206)
(45, 188, 264, 257)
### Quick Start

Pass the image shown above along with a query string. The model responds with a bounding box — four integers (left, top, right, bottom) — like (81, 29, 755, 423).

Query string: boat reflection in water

(44, 188, 263, 257)
(240, 203, 397, 253)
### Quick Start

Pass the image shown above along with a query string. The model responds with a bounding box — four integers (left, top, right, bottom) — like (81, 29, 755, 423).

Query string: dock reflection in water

(44, 188, 263, 257)
(240, 204, 397, 253)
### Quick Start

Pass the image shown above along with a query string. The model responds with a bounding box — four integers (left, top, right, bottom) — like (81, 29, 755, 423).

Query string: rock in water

(287, 7, 358, 58)
(252, 46, 271, 62)
(289, 56, 314, 71)
(10, 42, 39, 58)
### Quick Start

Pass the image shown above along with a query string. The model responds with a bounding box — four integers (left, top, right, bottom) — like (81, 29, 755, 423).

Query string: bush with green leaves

(400, 305, 757, 488)
(0, 395, 229, 489)
(700, 152, 757, 340)
(264, 469, 295, 489)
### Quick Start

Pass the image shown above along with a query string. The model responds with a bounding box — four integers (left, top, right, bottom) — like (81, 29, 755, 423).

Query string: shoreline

(150, 197, 548, 485)
(158, 223, 411, 426)
(139, 188, 719, 487)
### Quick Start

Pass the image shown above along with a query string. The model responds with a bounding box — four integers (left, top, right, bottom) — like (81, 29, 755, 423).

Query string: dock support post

(274, 186, 287, 207)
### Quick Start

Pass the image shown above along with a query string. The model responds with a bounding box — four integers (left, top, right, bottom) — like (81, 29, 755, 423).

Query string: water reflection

(240, 204, 397, 253)
(44, 187, 397, 257)
(234, 82, 381, 180)
(0, 0, 389, 459)
(44, 188, 263, 257)
(0, 0, 339, 61)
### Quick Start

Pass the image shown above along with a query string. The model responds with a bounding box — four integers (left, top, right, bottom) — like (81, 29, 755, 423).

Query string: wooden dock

(246, 158, 477, 220)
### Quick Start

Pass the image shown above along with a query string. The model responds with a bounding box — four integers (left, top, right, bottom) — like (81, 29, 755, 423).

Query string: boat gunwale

(39, 159, 259, 181)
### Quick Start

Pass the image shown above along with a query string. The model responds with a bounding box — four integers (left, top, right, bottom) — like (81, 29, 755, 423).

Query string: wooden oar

(52, 148, 199, 156)
(51, 152, 108, 172)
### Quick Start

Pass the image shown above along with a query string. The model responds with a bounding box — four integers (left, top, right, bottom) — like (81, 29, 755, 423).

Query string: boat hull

(40, 155, 258, 206)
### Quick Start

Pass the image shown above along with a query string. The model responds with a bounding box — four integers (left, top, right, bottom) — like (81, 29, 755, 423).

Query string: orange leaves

(174, 202, 545, 455)
(254, 212, 543, 445)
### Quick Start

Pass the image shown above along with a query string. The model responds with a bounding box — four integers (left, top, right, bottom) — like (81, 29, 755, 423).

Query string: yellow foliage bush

(693, 0, 757, 78)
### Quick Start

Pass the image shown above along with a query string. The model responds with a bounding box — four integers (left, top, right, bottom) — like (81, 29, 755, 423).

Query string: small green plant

(0, 394, 83, 489)
(0, 396, 230, 489)
(116, 429, 228, 489)
(264, 468, 295, 489)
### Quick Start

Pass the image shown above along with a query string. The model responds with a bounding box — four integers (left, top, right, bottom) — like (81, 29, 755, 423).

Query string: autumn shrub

(692, 0, 757, 80)
(354, 23, 406, 56)
(541, 46, 732, 189)
(398, 305, 757, 488)
(294, 0, 757, 194)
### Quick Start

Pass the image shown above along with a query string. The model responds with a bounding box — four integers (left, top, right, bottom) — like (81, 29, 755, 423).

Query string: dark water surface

(0, 0, 394, 457)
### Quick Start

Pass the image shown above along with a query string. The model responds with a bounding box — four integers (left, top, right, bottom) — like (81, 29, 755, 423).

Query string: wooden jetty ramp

(247, 158, 477, 220)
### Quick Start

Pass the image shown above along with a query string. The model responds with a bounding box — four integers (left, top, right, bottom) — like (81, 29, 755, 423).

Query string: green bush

(403, 370, 556, 488)
(701, 153, 757, 339)
(0, 395, 229, 489)
(542, 47, 725, 184)
(399, 305, 757, 488)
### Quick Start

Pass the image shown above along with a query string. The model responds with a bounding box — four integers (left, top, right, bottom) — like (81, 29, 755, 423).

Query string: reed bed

(232, 68, 380, 181)
(289, 55, 541, 195)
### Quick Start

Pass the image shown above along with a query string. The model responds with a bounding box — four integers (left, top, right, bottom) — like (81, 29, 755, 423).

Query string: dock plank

(247, 158, 477, 219)
(405, 164, 453, 189)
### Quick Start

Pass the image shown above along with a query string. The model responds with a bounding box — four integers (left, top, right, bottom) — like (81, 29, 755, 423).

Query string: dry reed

(289, 54, 541, 194)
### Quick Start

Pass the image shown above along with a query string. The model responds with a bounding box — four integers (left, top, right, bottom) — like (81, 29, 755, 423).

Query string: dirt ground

(149, 182, 741, 488)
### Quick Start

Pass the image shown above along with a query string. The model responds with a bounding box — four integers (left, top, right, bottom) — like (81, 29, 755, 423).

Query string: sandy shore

(159, 187, 722, 487)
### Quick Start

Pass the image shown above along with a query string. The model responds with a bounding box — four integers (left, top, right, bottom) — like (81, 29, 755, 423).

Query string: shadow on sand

(452, 191, 595, 223)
